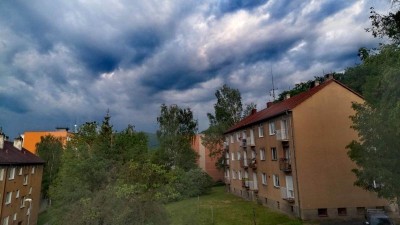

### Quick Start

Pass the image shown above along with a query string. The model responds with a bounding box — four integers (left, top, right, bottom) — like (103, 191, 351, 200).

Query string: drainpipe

(287, 110, 302, 219)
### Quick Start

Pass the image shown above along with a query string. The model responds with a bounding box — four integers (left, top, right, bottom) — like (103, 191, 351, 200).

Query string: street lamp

(24, 198, 32, 225)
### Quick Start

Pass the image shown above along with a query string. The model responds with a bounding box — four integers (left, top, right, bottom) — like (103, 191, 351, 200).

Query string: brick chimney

(315, 80, 320, 86)
(266, 102, 274, 108)
(251, 108, 257, 115)
(284, 93, 291, 100)
(325, 73, 334, 80)
(0, 132, 4, 149)
(13, 136, 23, 150)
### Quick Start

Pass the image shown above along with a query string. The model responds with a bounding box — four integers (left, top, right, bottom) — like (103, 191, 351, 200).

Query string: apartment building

(23, 128, 72, 154)
(0, 133, 45, 225)
(223, 78, 393, 220)
(192, 134, 224, 182)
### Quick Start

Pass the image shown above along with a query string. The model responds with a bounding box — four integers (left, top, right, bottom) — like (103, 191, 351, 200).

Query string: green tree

(242, 102, 257, 118)
(156, 104, 198, 170)
(367, 5, 400, 44)
(347, 45, 400, 205)
(36, 135, 63, 200)
(203, 85, 243, 161)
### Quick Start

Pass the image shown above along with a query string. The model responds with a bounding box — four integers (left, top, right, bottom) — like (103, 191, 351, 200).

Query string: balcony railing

(275, 129, 289, 141)
(279, 158, 291, 172)
(249, 158, 257, 170)
(280, 187, 295, 202)
(240, 159, 249, 168)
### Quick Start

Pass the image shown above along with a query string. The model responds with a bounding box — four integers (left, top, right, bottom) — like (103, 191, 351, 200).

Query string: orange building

(192, 134, 224, 182)
(223, 78, 395, 220)
(0, 133, 45, 225)
(22, 128, 72, 154)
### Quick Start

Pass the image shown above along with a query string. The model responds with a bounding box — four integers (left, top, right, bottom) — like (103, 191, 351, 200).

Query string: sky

(0, 0, 392, 137)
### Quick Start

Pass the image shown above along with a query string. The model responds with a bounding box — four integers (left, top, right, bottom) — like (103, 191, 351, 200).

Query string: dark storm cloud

(218, 0, 268, 13)
(0, 94, 29, 114)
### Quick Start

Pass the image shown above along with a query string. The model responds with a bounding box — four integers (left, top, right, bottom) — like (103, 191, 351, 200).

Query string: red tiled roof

(0, 141, 45, 165)
(225, 79, 361, 134)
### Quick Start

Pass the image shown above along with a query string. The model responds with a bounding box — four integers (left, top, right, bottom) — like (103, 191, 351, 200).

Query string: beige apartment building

(0, 133, 45, 225)
(223, 78, 393, 220)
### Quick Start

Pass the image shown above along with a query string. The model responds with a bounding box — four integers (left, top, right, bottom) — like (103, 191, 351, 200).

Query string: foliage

(347, 45, 400, 204)
(156, 104, 198, 170)
(242, 102, 257, 118)
(168, 168, 213, 200)
(276, 76, 324, 102)
(367, 6, 400, 44)
(36, 135, 63, 199)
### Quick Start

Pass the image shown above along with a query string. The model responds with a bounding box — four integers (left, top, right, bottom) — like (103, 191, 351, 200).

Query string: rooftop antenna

(269, 67, 277, 101)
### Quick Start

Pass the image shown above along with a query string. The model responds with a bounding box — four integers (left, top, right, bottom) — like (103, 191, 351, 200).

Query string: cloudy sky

(0, 0, 391, 137)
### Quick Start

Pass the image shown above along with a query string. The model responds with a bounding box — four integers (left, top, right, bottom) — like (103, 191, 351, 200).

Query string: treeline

(37, 109, 213, 225)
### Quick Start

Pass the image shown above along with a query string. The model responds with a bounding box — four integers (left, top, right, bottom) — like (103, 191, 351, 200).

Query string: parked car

(364, 209, 395, 225)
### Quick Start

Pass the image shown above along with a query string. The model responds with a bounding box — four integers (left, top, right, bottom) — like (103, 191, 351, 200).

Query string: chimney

(266, 102, 274, 108)
(284, 93, 291, 100)
(325, 73, 334, 80)
(0, 132, 4, 149)
(315, 80, 320, 86)
(13, 136, 23, 150)
(251, 108, 257, 115)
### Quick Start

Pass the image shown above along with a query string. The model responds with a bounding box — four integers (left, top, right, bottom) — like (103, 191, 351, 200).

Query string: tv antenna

(269, 67, 277, 101)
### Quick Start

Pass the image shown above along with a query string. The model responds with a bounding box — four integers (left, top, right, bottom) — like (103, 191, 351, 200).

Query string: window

(13, 213, 16, 221)
(20, 197, 26, 208)
(262, 173, 267, 185)
(231, 152, 235, 161)
(8, 167, 15, 180)
(2, 216, 9, 225)
(237, 151, 241, 160)
(260, 148, 266, 160)
(232, 170, 236, 179)
(19, 168, 22, 175)
(31, 166, 35, 174)
(5, 192, 12, 204)
(258, 124, 264, 137)
(23, 175, 28, 185)
(236, 132, 240, 142)
(29, 187, 32, 195)
(338, 208, 347, 216)
(273, 174, 280, 187)
(225, 170, 230, 179)
(230, 135, 234, 143)
(16, 190, 19, 198)
(269, 121, 275, 135)
(271, 148, 277, 160)
(318, 208, 328, 217)
(242, 131, 247, 139)
(238, 171, 242, 180)
(0, 168, 4, 181)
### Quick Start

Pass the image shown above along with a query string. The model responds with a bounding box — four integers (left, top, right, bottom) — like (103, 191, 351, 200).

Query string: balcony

(280, 187, 295, 203)
(248, 181, 258, 192)
(249, 158, 257, 170)
(240, 139, 247, 148)
(242, 179, 250, 189)
(279, 158, 291, 172)
(275, 129, 289, 142)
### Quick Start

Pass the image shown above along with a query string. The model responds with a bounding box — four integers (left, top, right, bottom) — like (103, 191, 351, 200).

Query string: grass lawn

(37, 210, 50, 225)
(166, 186, 303, 225)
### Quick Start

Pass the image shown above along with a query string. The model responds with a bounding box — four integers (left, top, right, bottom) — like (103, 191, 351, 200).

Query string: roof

(225, 79, 362, 134)
(0, 141, 45, 165)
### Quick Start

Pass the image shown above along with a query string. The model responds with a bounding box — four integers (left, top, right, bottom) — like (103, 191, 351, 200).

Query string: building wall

(23, 130, 70, 154)
(291, 82, 389, 219)
(192, 134, 224, 182)
(0, 164, 43, 225)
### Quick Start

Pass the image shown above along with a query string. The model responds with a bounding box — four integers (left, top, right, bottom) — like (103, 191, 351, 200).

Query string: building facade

(0, 133, 45, 225)
(23, 128, 72, 154)
(223, 79, 393, 220)
(192, 134, 224, 182)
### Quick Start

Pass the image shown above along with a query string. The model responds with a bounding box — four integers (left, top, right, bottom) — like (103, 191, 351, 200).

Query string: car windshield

(371, 217, 393, 225)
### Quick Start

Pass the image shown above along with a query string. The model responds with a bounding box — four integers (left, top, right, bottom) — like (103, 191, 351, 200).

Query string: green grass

(38, 210, 50, 225)
(166, 186, 303, 225)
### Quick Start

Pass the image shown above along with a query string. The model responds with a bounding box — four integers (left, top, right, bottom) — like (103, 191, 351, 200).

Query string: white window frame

(23, 175, 28, 185)
(236, 132, 240, 142)
(273, 174, 280, 187)
(232, 170, 236, 179)
(16, 190, 19, 198)
(258, 124, 264, 137)
(20, 197, 26, 208)
(225, 170, 230, 179)
(230, 135, 234, 143)
(271, 147, 277, 161)
(231, 152, 235, 161)
(31, 166, 35, 174)
(238, 170, 242, 180)
(242, 131, 247, 139)
(13, 213, 16, 221)
(269, 121, 275, 135)
(19, 168, 22, 175)
(262, 173, 267, 185)
(2, 216, 9, 225)
(237, 151, 241, 160)
(0, 168, 4, 181)
(29, 187, 32, 195)
(8, 167, 15, 180)
(5, 192, 12, 204)
(260, 148, 266, 160)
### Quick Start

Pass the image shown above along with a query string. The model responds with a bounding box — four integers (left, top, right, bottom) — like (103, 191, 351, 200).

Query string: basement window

(318, 208, 328, 217)
(357, 207, 365, 215)
(338, 208, 347, 216)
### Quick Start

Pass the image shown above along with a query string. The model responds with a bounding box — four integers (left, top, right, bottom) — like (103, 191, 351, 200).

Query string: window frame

(262, 173, 267, 185)
(258, 124, 264, 137)
(8, 167, 15, 180)
(273, 174, 280, 187)
(271, 147, 277, 161)
(5, 192, 12, 205)
(260, 148, 266, 160)
(269, 121, 276, 135)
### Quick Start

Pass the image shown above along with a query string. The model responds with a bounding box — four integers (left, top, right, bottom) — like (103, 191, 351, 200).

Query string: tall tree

(347, 45, 400, 206)
(36, 135, 63, 200)
(156, 104, 198, 170)
(203, 85, 243, 164)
